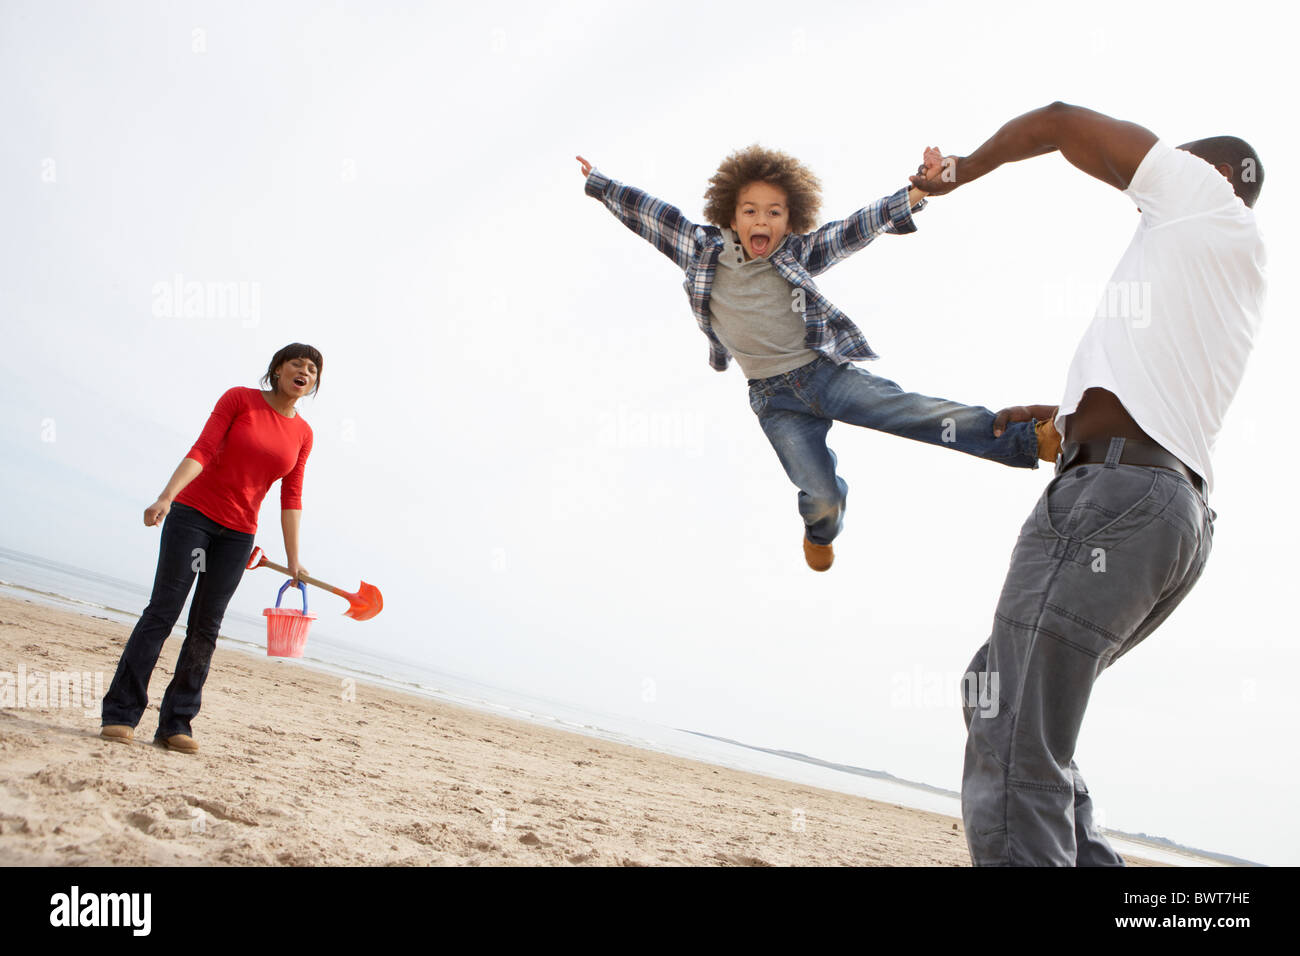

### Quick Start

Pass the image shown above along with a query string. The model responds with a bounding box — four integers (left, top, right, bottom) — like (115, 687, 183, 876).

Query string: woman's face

(275, 356, 318, 396)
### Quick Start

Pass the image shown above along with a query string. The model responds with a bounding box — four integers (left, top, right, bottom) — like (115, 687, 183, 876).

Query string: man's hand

(576, 155, 593, 177)
(993, 404, 1059, 438)
(910, 147, 962, 196)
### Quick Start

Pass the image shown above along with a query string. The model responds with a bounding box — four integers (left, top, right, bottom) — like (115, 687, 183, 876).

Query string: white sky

(2, 0, 1296, 864)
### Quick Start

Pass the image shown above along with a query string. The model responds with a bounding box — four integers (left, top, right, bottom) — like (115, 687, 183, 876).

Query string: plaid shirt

(585, 169, 924, 372)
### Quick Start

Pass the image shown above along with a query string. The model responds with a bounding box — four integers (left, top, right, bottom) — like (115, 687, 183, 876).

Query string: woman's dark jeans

(102, 502, 255, 739)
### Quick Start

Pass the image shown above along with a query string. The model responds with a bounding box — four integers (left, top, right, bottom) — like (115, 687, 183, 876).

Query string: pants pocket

(1039, 466, 1163, 550)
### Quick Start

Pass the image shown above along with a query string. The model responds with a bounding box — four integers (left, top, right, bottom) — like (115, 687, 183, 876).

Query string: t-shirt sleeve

(1124, 140, 1238, 225)
(280, 424, 312, 510)
(185, 387, 245, 467)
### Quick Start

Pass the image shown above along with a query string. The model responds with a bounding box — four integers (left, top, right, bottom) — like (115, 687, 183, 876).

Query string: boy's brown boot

(803, 537, 834, 572)
(100, 724, 133, 742)
(1035, 417, 1062, 464)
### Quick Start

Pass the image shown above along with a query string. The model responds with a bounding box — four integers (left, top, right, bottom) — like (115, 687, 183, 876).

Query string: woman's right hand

(144, 498, 171, 527)
(576, 155, 593, 177)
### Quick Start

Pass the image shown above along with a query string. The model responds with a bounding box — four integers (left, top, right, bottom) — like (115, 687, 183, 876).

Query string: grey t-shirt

(708, 229, 817, 380)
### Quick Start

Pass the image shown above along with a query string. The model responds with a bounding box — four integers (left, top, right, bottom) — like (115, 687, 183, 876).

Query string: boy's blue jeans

(747, 356, 1039, 544)
(101, 502, 255, 739)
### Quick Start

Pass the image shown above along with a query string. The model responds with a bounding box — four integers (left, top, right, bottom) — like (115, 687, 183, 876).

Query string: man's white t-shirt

(1055, 139, 1267, 493)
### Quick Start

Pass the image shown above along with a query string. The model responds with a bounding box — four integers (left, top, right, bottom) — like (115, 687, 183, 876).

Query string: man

(911, 102, 1267, 866)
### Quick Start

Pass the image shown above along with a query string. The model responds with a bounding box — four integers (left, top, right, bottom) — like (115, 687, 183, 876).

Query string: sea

(0, 545, 1232, 867)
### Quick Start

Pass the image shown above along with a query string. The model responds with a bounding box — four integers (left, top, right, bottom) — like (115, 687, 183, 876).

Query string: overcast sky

(2, 0, 1296, 864)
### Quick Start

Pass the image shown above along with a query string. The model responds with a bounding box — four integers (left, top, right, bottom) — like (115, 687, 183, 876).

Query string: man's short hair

(1180, 136, 1264, 207)
(704, 145, 823, 234)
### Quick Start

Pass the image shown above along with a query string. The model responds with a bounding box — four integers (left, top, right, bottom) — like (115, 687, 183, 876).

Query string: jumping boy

(576, 147, 1054, 570)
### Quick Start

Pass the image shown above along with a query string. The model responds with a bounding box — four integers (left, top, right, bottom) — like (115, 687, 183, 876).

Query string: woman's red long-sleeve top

(174, 387, 313, 533)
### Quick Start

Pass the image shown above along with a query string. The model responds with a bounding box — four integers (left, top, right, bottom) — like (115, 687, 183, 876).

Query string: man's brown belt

(1057, 438, 1206, 497)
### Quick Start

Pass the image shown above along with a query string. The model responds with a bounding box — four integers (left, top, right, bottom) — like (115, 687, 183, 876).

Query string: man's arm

(577, 155, 704, 273)
(910, 102, 1158, 195)
(800, 186, 927, 276)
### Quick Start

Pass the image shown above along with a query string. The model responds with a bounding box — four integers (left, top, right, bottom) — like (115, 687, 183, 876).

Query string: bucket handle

(275, 580, 309, 613)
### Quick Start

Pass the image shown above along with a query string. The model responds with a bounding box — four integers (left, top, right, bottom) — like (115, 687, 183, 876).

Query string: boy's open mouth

(749, 234, 770, 255)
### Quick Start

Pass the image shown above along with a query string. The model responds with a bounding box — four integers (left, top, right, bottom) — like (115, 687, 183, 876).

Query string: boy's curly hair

(703, 144, 822, 235)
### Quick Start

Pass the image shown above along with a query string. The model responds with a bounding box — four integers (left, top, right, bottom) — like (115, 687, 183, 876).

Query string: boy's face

(730, 181, 790, 260)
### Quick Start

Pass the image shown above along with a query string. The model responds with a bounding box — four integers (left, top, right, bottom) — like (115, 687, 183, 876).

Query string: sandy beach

(1, 594, 1156, 867)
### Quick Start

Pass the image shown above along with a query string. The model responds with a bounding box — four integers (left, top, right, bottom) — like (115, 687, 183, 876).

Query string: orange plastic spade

(245, 546, 384, 621)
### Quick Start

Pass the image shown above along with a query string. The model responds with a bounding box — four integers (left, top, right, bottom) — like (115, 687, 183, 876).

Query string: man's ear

(1216, 161, 1234, 183)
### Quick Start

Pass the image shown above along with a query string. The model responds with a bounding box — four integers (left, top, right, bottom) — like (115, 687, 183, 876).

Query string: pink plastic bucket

(264, 581, 317, 658)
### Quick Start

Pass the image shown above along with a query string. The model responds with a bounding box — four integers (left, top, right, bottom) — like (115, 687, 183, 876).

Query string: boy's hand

(920, 146, 944, 178)
(904, 148, 944, 206)
(576, 155, 593, 177)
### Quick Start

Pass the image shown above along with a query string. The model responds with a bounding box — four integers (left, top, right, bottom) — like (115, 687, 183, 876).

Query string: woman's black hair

(262, 343, 324, 396)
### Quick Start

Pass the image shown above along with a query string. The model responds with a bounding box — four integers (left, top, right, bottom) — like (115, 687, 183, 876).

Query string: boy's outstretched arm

(800, 180, 931, 277)
(576, 154, 704, 273)
(909, 102, 1158, 195)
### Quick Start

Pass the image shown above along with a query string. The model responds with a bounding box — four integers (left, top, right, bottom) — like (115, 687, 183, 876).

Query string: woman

(100, 343, 321, 753)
